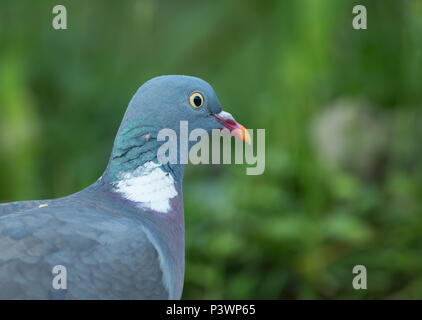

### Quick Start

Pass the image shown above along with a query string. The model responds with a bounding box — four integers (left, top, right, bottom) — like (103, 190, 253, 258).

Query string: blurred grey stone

(311, 99, 390, 179)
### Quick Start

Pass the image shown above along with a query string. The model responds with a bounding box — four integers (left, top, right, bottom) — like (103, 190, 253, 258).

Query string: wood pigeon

(0, 75, 250, 299)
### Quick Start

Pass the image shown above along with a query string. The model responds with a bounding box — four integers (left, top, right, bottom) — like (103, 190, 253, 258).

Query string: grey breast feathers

(0, 202, 169, 299)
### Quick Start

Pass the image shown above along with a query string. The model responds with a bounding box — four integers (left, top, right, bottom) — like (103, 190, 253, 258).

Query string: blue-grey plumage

(0, 75, 249, 299)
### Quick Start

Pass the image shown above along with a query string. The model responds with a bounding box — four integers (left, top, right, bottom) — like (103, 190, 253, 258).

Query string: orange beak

(211, 111, 251, 144)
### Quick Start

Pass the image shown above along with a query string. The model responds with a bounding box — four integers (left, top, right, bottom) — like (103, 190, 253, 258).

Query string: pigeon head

(105, 75, 249, 182)
(122, 75, 249, 140)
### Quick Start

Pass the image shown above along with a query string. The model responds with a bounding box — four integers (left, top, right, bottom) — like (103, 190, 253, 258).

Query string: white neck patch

(113, 161, 178, 213)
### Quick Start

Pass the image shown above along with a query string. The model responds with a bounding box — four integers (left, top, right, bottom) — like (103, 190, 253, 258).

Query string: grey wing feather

(0, 203, 168, 299)
(0, 200, 52, 217)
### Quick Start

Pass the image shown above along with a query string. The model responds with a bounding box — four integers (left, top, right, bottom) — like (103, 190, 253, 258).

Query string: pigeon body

(0, 75, 249, 299)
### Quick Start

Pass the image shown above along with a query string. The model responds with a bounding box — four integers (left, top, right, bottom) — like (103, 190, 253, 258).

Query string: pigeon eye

(189, 92, 204, 109)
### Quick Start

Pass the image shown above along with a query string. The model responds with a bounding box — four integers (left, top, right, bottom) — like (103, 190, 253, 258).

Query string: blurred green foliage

(1, 0, 422, 299)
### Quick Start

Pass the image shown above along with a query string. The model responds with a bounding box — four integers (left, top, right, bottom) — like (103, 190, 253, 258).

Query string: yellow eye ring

(189, 92, 204, 109)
